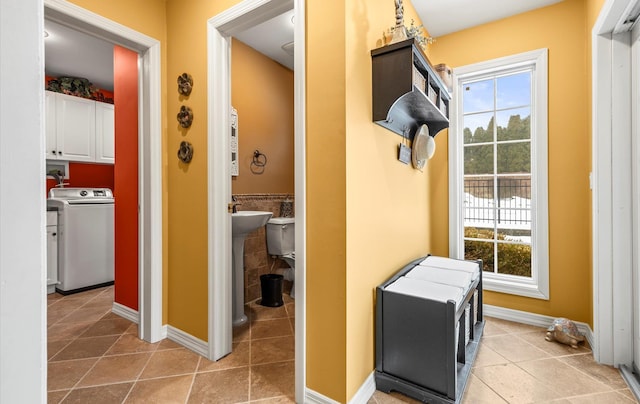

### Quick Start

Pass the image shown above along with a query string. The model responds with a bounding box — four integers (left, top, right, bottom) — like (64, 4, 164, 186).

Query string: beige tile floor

(47, 286, 295, 403)
(370, 318, 639, 404)
(48, 286, 637, 404)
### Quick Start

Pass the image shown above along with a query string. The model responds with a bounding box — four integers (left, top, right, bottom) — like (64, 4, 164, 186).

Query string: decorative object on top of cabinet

(385, 19, 434, 50)
(177, 141, 194, 163)
(177, 105, 193, 128)
(177, 73, 193, 96)
(435, 64, 453, 93)
(231, 107, 239, 176)
(389, 0, 408, 43)
(46, 75, 114, 103)
(371, 38, 451, 141)
(47, 76, 95, 99)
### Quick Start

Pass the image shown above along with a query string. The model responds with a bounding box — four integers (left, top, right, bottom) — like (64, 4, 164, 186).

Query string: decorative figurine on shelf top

(390, 0, 407, 43)
(177, 73, 193, 96)
(545, 318, 585, 349)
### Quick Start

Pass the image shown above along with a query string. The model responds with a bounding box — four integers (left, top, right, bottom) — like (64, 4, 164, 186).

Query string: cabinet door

(56, 92, 96, 162)
(45, 91, 59, 160)
(95, 102, 115, 164)
(46, 225, 58, 288)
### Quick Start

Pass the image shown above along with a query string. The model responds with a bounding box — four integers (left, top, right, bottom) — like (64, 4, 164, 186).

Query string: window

(449, 49, 549, 299)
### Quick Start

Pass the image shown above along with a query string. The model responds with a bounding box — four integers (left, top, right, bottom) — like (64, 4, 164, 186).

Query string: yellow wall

(231, 39, 294, 195)
(58, 0, 609, 401)
(343, 0, 435, 400)
(306, 2, 348, 400)
(164, 0, 243, 340)
(66, 0, 169, 323)
(428, 0, 593, 324)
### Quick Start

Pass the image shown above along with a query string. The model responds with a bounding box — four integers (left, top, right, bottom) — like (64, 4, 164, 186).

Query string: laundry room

(45, 18, 139, 308)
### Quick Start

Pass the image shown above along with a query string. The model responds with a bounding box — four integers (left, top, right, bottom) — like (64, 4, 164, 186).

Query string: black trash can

(260, 273, 284, 307)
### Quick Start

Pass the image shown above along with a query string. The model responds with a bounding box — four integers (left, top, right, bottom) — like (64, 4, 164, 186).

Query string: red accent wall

(46, 163, 114, 196)
(113, 46, 139, 310)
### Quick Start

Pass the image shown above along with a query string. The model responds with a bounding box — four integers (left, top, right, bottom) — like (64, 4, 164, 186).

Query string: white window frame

(449, 48, 549, 300)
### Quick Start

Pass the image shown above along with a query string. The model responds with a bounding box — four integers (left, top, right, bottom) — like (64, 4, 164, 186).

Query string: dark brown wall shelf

(371, 38, 451, 140)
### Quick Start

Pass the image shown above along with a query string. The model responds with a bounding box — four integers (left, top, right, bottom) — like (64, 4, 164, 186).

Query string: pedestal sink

(231, 211, 272, 326)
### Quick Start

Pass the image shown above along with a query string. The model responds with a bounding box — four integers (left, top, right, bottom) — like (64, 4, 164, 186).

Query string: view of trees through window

(462, 70, 533, 278)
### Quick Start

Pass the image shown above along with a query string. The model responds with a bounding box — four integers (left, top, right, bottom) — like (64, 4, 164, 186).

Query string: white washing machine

(47, 188, 114, 294)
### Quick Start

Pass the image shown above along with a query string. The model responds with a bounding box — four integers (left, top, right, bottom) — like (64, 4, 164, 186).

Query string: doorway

(207, 0, 306, 401)
(592, 0, 640, 398)
(44, 0, 163, 342)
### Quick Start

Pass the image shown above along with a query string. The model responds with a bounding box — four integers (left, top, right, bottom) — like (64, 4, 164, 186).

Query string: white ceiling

(234, 9, 295, 70)
(43, 0, 563, 91)
(414, 0, 563, 37)
(44, 19, 114, 91)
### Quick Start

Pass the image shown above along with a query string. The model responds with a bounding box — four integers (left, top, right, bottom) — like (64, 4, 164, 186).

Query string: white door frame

(207, 0, 306, 401)
(592, 0, 636, 366)
(44, 0, 164, 342)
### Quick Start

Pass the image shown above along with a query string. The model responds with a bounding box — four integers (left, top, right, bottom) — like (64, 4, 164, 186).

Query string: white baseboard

(166, 325, 208, 357)
(484, 304, 595, 349)
(112, 302, 139, 324)
(305, 371, 376, 404)
(348, 371, 376, 404)
(110, 305, 207, 358)
(305, 388, 340, 404)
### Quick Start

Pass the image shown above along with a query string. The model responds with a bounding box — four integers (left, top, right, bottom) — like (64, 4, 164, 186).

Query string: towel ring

(250, 150, 267, 174)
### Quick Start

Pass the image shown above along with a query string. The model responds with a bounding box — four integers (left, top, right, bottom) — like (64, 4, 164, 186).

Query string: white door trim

(592, 0, 635, 366)
(207, 0, 306, 400)
(293, 0, 307, 401)
(44, 0, 164, 343)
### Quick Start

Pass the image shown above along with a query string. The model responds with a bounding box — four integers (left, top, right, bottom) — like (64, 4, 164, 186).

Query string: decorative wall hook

(177, 140, 194, 163)
(177, 73, 193, 96)
(177, 105, 193, 128)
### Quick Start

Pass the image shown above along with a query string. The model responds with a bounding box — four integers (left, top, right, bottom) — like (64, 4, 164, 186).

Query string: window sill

(483, 276, 549, 300)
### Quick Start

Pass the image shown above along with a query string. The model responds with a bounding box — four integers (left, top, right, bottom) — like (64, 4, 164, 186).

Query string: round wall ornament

(177, 141, 194, 163)
(177, 105, 194, 128)
(177, 73, 193, 96)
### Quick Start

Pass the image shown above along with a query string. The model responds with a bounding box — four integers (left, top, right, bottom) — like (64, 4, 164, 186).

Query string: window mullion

(493, 78, 499, 274)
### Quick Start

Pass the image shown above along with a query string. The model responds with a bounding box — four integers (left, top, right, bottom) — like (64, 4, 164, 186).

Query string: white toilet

(266, 217, 295, 298)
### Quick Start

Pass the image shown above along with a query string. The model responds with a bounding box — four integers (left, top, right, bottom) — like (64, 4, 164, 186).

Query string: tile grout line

(554, 352, 628, 392)
(490, 328, 615, 402)
(468, 368, 511, 404)
(63, 316, 126, 396)
(183, 371, 198, 404)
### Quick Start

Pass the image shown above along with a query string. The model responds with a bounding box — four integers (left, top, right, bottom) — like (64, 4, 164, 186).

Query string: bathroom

(230, 36, 296, 318)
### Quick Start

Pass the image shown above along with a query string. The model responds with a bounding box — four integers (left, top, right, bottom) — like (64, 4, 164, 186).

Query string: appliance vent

(281, 41, 294, 56)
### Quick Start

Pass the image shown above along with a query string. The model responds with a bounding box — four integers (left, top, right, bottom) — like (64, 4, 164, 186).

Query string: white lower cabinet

(46, 90, 114, 164)
(46, 211, 58, 294)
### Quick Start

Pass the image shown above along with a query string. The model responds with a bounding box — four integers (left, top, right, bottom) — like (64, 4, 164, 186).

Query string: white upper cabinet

(46, 91, 114, 164)
(56, 92, 96, 162)
(45, 91, 58, 160)
(95, 102, 115, 164)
